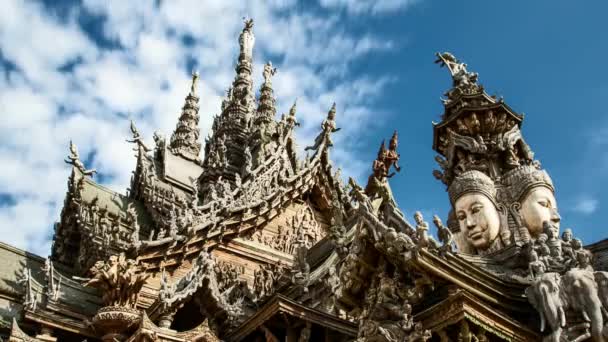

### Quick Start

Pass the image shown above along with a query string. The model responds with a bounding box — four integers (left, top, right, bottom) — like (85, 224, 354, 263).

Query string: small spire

(255, 61, 277, 124)
(169, 72, 202, 160)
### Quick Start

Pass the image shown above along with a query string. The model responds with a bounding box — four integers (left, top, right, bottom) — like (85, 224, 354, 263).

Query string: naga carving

(80, 253, 149, 308)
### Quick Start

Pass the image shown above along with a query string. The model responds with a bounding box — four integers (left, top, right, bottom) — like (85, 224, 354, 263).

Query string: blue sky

(0, 0, 606, 256)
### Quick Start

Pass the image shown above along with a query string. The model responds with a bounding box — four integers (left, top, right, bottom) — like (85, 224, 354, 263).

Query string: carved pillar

(286, 327, 298, 342)
(436, 329, 449, 342)
(158, 312, 175, 329)
(35, 326, 57, 342)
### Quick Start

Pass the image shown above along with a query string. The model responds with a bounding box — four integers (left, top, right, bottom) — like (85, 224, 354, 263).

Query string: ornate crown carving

(500, 165, 554, 202)
(448, 170, 496, 205)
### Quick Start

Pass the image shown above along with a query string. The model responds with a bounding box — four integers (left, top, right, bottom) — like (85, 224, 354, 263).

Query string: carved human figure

(433, 215, 454, 253)
(414, 212, 438, 249)
(528, 248, 546, 279)
(543, 221, 563, 263)
(536, 234, 552, 267)
(449, 171, 502, 254)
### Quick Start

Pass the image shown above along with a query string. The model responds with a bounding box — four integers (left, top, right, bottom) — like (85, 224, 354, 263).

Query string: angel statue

(65, 140, 97, 177)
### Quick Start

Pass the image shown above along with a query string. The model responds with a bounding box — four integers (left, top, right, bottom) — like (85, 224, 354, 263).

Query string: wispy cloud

(0, 0, 408, 255)
(571, 197, 599, 215)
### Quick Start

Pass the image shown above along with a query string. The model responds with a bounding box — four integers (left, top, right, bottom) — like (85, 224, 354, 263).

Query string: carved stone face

(454, 193, 500, 251)
(520, 187, 560, 238)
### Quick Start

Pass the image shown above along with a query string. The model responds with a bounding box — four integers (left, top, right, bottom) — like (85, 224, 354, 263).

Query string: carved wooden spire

(255, 61, 277, 125)
(169, 71, 202, 161)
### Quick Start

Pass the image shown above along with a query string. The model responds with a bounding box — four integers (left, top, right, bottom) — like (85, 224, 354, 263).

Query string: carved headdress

(448, 170, 497, 206)
(500, 165, 554, 203)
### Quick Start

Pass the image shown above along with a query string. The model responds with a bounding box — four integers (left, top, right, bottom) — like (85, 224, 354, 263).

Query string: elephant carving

(595, 272, 608, 334)
(526, 272, 566, 342)
(562, 269, 605, 342)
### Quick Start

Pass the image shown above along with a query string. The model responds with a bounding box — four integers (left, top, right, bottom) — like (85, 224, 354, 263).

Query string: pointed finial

(327, 102, 337, 119)
(390, 130, 398, 149)
(129, 120, 138, 136)
(190, 70, 199, 96)
(377, 139, 386, 158)
(243, 17, 254, 30)
(290, 98, 297, 114)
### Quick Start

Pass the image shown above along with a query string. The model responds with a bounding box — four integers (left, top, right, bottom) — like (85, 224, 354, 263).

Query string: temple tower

(199, 19, 257, 198)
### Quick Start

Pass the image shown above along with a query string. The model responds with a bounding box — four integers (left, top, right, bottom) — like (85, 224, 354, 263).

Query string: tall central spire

(169, 71, 202, 161)
(199, 19, 258, 195)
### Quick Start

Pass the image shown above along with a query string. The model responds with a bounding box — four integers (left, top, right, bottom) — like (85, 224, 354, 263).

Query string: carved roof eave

(352, 204, 532, 313)
(431, 95, 524, 152)
(225, 294, 358, 342)
(413, 250, 531, 312)
(136, 137, 348, 269)
(23, 309, 97, 339)
(17, 265, 101, 338)
(414, 289, 539, 341)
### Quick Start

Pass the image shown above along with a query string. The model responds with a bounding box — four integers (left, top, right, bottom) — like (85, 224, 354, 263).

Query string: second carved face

(520, 187, 560, 238)
(455, 193, 500, 251)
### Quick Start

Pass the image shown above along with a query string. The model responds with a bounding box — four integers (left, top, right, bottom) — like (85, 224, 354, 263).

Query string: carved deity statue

(434, 52, 479, 88)
(65, 140, 97, 176)
(262, 61, 276, 85)
(126, 120, 151, 152)
(365, 131, 401, 208)
(449, 171, 503, 254)
(305, 103, 340, 151)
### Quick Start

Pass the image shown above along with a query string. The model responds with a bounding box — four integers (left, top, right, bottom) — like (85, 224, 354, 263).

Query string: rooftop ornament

(64, 140, 97, 177)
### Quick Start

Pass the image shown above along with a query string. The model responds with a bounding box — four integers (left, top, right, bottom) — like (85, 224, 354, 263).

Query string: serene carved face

(454, 193, 500, 251)
(520, 187, 560, 238)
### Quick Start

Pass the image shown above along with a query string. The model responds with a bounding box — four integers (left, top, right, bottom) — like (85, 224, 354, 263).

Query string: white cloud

(572, 197, 599, 215)
(319, 0, 418, 15)
(0, 0, 405, 255)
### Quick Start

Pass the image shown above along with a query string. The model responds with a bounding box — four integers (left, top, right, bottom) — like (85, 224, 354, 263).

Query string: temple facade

(1, 20, 608, 342)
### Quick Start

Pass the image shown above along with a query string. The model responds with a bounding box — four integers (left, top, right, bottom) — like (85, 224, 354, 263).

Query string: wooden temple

(1, 20, 608, 342)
